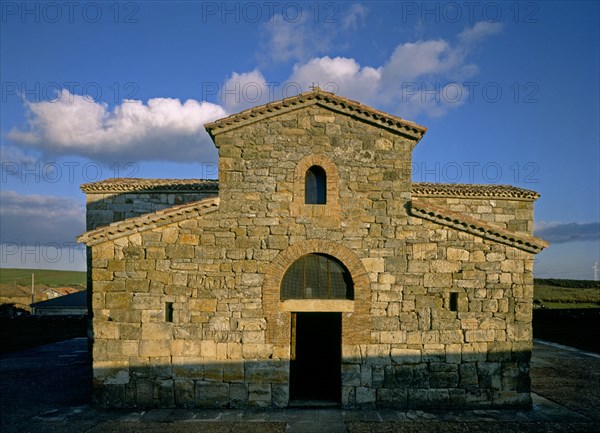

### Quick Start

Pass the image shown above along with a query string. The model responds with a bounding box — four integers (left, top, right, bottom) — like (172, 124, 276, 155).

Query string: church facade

(78, 89, 547, 409)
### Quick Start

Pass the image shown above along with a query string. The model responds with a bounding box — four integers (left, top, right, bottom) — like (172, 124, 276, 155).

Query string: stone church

(78, 89, 548, 409)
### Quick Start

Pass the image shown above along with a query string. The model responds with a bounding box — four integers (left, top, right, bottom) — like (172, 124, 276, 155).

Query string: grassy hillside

(0, 268, 86, 287)
(534, 278, 600, 309)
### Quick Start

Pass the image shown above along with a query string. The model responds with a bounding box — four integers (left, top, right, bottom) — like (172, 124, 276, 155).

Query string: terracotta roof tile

(205, 88, 427, 141)
(82, 179, 539, 201)
(411, 199, 548, 253)
(412, 182, 539, 200)
(81, 178, 218, 193)
(77, 197, 219, 246)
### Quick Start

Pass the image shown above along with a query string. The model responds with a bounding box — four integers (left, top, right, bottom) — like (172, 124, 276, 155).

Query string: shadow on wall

(92, 349, 532, 410)
(83, 181, 219, 232)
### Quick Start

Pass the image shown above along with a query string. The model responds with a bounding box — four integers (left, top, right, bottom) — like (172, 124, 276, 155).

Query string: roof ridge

(77, 197, 220, 246)
(205, 89, 427, 140)
(410, 198, 548, 253)
(81, 178, 219, 193)
(412, 182, 540, 200)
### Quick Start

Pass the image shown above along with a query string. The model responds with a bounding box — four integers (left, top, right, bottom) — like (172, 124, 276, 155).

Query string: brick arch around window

(263, 239, 371, 352)
(291, 154, 341, 219)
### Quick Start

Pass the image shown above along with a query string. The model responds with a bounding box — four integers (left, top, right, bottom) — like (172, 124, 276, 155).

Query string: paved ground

(1, 337, 599, 433)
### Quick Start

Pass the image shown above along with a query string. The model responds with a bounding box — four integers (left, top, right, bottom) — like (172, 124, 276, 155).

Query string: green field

(0, 268, 86, 287)
(534, 278, 600, 309)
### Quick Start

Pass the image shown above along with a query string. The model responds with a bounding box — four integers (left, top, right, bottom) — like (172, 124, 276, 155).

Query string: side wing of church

(78, 89, 547, 409)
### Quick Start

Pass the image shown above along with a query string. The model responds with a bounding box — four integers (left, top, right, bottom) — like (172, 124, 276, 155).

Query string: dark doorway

(289, 312, 341, 403)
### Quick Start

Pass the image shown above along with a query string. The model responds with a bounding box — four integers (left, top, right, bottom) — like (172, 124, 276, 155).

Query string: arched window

(281, 254, 354, 300)
(305, 166, 326, 204)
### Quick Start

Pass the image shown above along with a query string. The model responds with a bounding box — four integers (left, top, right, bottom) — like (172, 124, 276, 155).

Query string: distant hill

(0, 268, 86, 287)
(534, 278, 600, 289)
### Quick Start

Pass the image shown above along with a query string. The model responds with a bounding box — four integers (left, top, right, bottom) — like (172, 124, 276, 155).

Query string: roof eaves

(205, 89, 427, 141)
(412, 182, 540, 201)
(81, 178, 219, 193)
(410, 199, 548, 254)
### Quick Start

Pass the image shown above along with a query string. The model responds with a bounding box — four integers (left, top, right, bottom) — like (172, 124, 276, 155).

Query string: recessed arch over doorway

(262, 240, 372, 404)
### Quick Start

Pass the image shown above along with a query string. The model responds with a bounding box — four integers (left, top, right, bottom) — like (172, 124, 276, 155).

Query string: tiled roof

(412, 182, 540, 200)
(82, 179, 539, 201)
(205, 88, 427, 141)
(410, 199, 548, 254)
(31, 290, 87, 309)
(78, 197, 219, 246)
(81, 178, 218, 193)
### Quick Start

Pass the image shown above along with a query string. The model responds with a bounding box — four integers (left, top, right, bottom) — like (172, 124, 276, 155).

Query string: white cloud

(7, 90, 226, 163)
(260, 15, 319, 64)
(6, 21, 502, 160)
(288, 57, 381, 103)
(221, 69, 270, 112)
(381, 40, 464, 83)
(458, 21, 504, 46)
(0, 145, 38, 168)
(342, 3, 368, 31)
(280, 21, 500, 118)
(259, 3, 369, 64)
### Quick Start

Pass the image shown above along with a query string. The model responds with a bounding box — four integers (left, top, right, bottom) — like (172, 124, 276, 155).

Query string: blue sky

(1, 1, 598, 278)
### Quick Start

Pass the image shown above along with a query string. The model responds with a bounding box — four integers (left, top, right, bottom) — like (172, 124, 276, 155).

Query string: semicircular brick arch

(291, 154, 341, 219)
(263, 239, 371, 352)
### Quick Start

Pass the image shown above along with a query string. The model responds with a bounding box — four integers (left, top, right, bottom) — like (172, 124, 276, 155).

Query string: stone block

(459, 363, 479, 388)
(430, 260, 461, 273)
(174, 379, 195, 407)
(157, 379, 174, 407)
(377, 388, 407, 408)
(230, 383, 249, 408)
(272, 384, 289, 408)
(430, 371, 458, 388)
(195, 382, 229, 408)
(242, 344, 273, 359)
(203, 363, 224, 382)
(477, 362, 502, 390)
(356, 386, 376, 405)
(341, 386, 356, 408)
(245, 361, 287, 383)
(139, 340, 171, 357)
(248, 383, 271, 408)
(189, 298, 217, 312)
(428, 389, 450, 407)
(408, 389, 428, 408)
(172, 357, 204, 379)
(223, 361, 245, 382)
(447, 247, 469, 261)
(391, 348, 421, 364)
(412, 243, 437, 260)
(342, 364, 361, 386)
(94, 321, 119, 339)
(423, 273, 452, 288)
(135, 379, 155, 406)
(94, 361, 129, 385)
(141, 323, 173, 340)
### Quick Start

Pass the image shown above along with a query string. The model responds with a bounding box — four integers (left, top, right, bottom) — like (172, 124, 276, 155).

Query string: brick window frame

(291, 154, 340, 219)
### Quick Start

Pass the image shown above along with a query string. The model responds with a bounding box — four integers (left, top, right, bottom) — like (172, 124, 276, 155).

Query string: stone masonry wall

(414, 195, 535, 235)
(85, 190, 217, 231)
(88, 105, 537, 409)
